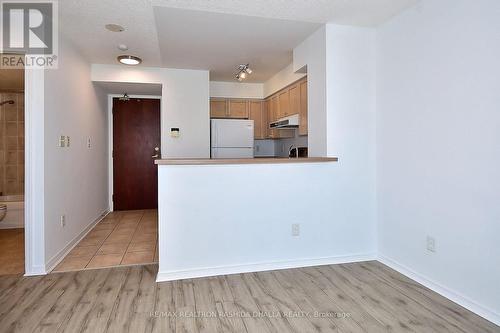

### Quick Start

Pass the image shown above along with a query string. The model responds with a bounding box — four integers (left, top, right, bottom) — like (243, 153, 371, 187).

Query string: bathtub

(0, 195, 24, 229)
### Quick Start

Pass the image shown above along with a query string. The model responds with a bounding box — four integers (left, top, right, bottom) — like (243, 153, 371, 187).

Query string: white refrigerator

(211, 119, 254, 158)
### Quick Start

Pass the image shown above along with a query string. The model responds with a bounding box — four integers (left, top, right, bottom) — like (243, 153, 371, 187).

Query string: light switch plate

(59, 135, 65, 148)
(66, 136, 70, 147)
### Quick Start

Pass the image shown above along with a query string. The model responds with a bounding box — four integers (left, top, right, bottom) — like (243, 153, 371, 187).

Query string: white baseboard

(24, 264, 47, 276)
(378, 255, 500, 327)
(157, 253, 376, 282)
(44, 210, 109, 273)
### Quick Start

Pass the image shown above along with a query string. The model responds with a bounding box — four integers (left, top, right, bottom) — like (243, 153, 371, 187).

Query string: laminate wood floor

(0, 261, 497, 332)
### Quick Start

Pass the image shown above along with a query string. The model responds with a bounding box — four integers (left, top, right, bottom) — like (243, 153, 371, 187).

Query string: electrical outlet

(292, 224, 300, 237)
(66, 136, 71, 147)
(426, 236, 436, 252)
(60, 215, 66, 228)
(87, 137, 92, 148)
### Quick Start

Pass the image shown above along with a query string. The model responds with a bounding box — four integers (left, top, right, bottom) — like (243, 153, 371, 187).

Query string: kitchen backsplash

(254, 139, 276, 157)
(254, 132, 308, 157)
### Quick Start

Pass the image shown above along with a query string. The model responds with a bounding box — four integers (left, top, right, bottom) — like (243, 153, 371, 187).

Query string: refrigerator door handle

(213, 122, 218, 147)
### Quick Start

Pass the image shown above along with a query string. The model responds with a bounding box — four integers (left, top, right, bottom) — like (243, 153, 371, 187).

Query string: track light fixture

(235, 64, 252, 82)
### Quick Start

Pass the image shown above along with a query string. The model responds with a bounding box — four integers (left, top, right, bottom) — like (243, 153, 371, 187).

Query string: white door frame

(107, 94, 162, 212)
(24, 68, 46, 275)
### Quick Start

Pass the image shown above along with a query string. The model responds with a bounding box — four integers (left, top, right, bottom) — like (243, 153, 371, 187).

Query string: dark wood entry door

(113, 98, 160, 210)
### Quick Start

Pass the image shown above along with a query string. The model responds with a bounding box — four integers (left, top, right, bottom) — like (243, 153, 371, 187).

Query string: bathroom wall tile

(18, 122, 24, 137)
(6, 151, 17, 165)
(5, 109, 17, 121)
(18, 136, 24, 147)
(6, 180, 17, 194)
(6, 122, 17, 136)
(18, 151, 24, 164)
(6, 166, 17, 180)
(6, 137, 17, 150)
(18, 107, 24, 121)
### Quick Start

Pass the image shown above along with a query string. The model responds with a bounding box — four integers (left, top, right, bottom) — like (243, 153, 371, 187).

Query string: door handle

(152, 147, 160, 159)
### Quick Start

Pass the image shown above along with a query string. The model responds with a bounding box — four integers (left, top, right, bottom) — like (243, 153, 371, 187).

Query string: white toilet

(0, 204, 7, 222)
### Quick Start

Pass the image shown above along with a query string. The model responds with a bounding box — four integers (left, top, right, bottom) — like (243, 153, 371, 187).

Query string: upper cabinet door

(278, 90, 290, 118)
(270, 96, 279, 121)
(289, 83, 300, 116)
(262, 99, 270, 139)
(249, 101, 263, 139)
(210, 99, 227, 118)
(227, 100, 249, 119)
(299, 79, 308, 136)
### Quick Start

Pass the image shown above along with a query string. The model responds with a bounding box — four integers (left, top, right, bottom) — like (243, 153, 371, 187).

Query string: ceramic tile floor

(53, 210, 158, 272)
(0, 228, 24, 276)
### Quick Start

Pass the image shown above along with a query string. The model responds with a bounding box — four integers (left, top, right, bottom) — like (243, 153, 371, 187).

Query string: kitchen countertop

(155, 157, 338, 165)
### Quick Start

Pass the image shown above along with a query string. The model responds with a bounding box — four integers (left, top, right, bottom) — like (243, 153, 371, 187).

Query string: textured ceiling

(58, 0, 418, 82)
(154, 7, 320, 82)
(59, 0, 161, 67)
(152, 0, 419, 26)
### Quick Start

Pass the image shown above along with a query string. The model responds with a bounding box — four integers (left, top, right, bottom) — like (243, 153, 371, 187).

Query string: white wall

(157, 162, 376, 281)
(43, 36, 109, 267)
(92, 64, 210, 158)
(377, 0, 500, 324)
(293, 27, 327, 157)
(210, 81, 263, 99)
(263, 63, 306, 98)
(324, 24, 377, 255)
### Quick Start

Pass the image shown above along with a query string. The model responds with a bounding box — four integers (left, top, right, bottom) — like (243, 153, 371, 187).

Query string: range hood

(269, 114, 299, 129)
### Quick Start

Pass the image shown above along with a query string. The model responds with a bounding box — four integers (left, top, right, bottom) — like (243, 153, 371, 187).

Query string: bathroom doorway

(0, 65, 25, 275)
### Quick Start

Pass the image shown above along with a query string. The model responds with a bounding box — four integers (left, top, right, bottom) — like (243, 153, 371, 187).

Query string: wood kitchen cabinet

(249, 100, 264, 139)
(278, 90, 290, 118)
(209, 76, 306, 139)
(289, 83, 300, 116)
(210, 98, 248, 118)
(210, 99, 227, 118)
(268, 95, 280, 139)
(299, 79, 308, 136)
(227, 99, 248, 118)
(262, 99, 269, 138)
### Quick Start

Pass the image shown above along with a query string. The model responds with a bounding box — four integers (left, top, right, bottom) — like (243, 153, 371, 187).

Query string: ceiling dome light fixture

(117, 55, 142, 66)
(235, 64, 252, 82)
